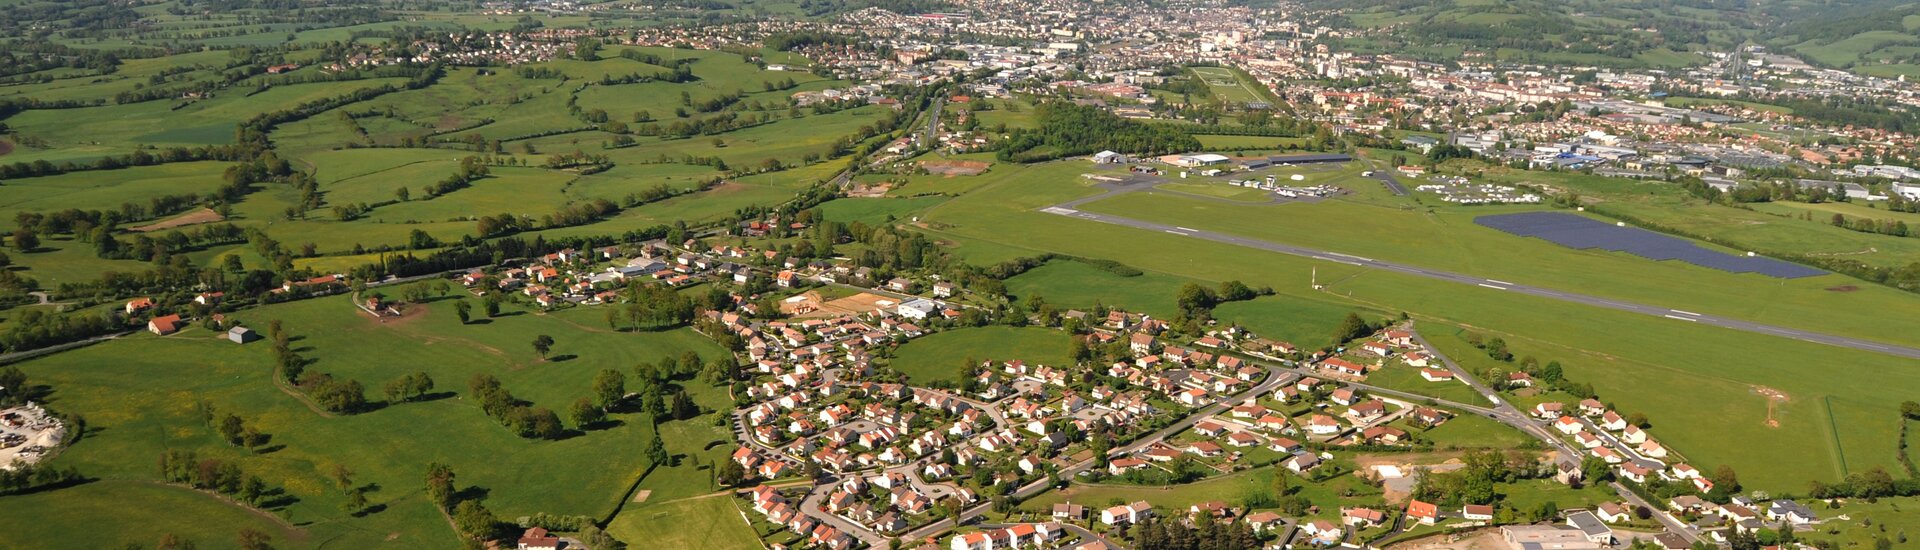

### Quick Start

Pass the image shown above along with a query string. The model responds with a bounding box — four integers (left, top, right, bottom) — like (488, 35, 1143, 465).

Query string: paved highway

(1040, 206, 1920, 361)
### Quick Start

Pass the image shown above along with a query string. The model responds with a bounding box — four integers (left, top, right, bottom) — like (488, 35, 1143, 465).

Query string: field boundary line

(1822, 395, 1850, 479)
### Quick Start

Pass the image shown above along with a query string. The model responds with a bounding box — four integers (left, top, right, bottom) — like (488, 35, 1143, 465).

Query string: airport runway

(1040, 205, 1920, 360)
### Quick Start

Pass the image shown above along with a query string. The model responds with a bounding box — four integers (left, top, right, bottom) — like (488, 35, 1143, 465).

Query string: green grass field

(8, 293, 727, 547)
(1795, 496, 1920, 548)
(0, 161, 233, 223)
(607, 495, 762, 550)
(1005, 260, 1195, 319)
(816, 196, 949, 225)
(1211, 295, 1381, 350)
(889, 326, 1073, 384)
(0, 480, 306, 549)
(1195, 134, 1311, 152)
(1188, 66, 1269, 105)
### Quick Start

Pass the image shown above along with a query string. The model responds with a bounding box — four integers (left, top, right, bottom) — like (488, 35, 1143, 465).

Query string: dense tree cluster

(0, 308, 121, 353)
(157, 449, 273, 507)
(1174, 280, 1272, 318)
(1126, 514, 1260, 550)
(468, 374, 564, 439)
(997, 102, 1202, 162)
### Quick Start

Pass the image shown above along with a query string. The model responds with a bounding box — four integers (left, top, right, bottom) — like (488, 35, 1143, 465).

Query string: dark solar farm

(1475, 212, 1826, 279)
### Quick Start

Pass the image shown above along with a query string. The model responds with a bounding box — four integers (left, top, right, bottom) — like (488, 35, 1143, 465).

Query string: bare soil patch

(781, 290, 827, 316)
(845, 182, 891, 197)
(631, 489, 652, 503)
(0, 139, 13, 157)
(1754, 385, 1789, 428)
(817, 292, 896, 317)
(1386, 527, 1505, 550)
(919, 159, 989, 176)
(1826, 285, 1860, 292)
(129, 207, 226, 232)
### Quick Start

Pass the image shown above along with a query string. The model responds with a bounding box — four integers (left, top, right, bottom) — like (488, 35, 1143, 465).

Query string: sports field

(1189, 66, 1273, 106)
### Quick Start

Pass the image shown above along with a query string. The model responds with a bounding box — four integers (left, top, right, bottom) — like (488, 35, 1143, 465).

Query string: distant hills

(1312, 0, 1920, 74)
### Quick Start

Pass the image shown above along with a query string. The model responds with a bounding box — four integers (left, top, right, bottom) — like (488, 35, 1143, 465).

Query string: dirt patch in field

(845, 182, 891, 197)
(129, 207, 226, 232)
(631, 489, 652, 503)
(0, 139, 13, 157)
(364, 301, 430, 327)
(919, 159, 990, 176)
(782, 290, 827, 316)
(1754, 385, 1789, 428)
(1385, 527, 1505, 550)
(816, 292, 897, 317)
(1826, 285, 1860, 292)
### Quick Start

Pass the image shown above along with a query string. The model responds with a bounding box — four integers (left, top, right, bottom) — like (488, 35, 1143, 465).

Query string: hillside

(1316, 0, 1917, 71)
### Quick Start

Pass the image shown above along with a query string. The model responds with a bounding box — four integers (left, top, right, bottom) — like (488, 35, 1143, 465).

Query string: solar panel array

(1475, 212, 1826, 279)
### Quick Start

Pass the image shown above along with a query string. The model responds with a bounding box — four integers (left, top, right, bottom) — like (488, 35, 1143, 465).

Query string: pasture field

(1005, 260, 1194, 319)
(816, 196, 949, 225)
(607, 495, 761, 550)
(1418, 412, 1535, 450)
(8, 79, 411, 158)
(906, 159, 1920, 490)
(0, 50, 234, 106)
(1209, 295, 1381, 350)
(6, 237, 157, 285)
(6, 293, 728, 547)
(0, 46, 874, 261)
(1496, 479, 1620, 513)
(0, 480, 306, 549)
(1195, 134, 1312, 152)
(972, 98, 1040, 130)
(1361, 364, 1489, 406)
(889, 326, 1074, 384)
(0, 161, 233, 223)
(1796, 496, 1920, 548)
(1750, 199, 1920, 226)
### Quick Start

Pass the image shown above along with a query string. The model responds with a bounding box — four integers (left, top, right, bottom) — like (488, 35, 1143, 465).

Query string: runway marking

(1663, 315, 1699, 322)
(1477, 283, 1508, 290)
(1669, 309, 1700, 316)
(1174, 227, 1197, 232)
(1486, 279, 1514, 286)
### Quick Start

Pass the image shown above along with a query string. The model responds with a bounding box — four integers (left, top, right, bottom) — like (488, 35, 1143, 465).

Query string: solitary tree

(11, 229, 36, 252)
(452, 300, 472, 324)
(531, 335, 555, 360)
(644, 430, 668, 466)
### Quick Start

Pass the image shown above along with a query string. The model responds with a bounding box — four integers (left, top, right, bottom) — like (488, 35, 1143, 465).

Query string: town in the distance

(0, 0, 1918, 549)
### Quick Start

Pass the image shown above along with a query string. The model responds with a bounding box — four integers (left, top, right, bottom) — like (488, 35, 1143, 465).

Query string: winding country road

(1039, 205, 1920, 361)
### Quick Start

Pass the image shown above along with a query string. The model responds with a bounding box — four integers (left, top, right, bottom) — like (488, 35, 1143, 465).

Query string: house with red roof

(1407, 499, 1441, 525)
(147, 314, 185, 336)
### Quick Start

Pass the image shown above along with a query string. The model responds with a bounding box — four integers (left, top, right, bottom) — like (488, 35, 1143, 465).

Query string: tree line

(996, 101, 1202, 163)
